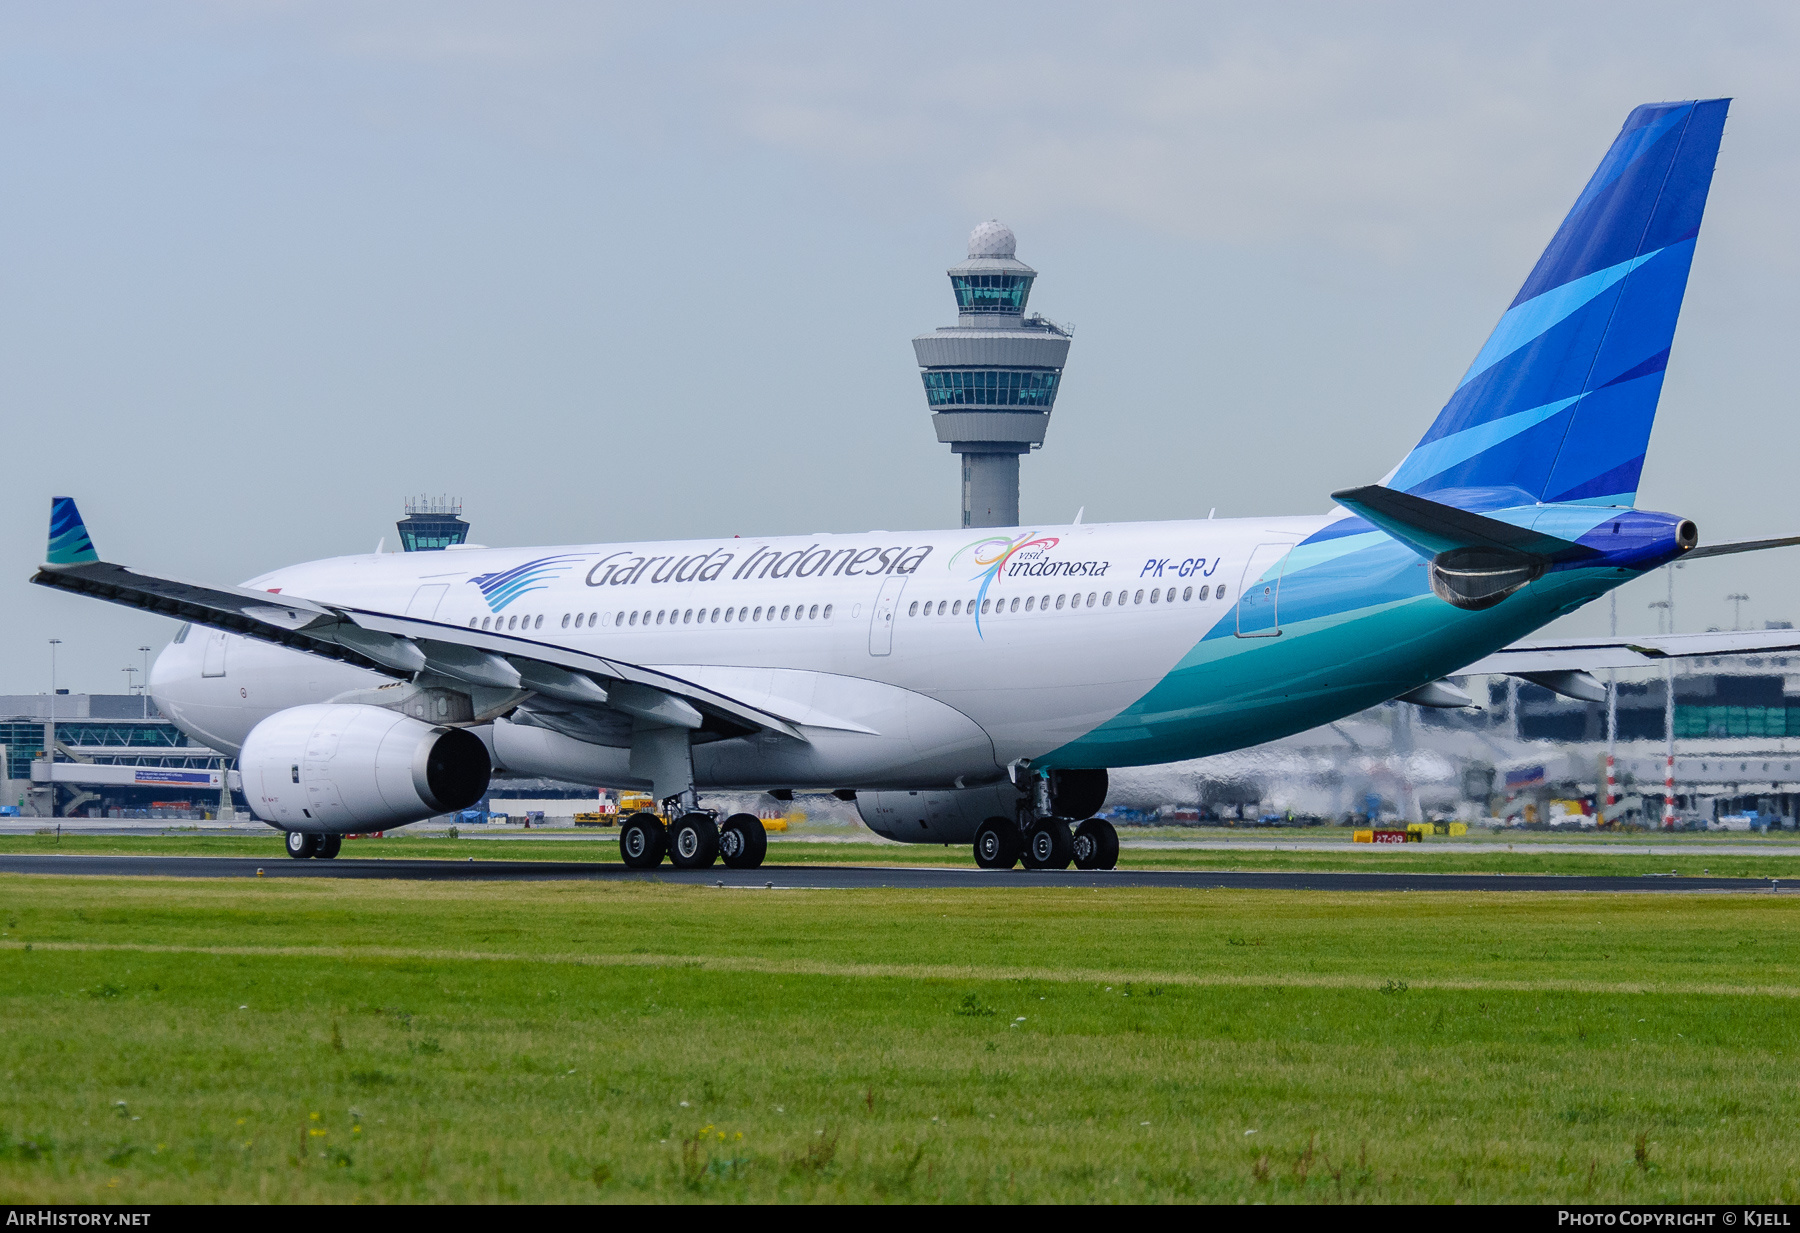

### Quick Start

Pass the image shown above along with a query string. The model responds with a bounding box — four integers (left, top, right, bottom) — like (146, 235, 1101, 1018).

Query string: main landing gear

(973, 815, 1117, 871)
(618, 811, 767, 870)
(284, 831, 341, 860)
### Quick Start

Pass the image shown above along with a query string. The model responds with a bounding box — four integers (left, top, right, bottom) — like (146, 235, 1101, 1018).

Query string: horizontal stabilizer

(1330, 485, 1594, 561)
(1685, 535, 1800, 560)
(1459, 629, 1800, 676)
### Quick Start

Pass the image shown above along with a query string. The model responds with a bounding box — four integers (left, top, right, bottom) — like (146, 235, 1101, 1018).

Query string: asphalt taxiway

(0, 854, 1788, 892)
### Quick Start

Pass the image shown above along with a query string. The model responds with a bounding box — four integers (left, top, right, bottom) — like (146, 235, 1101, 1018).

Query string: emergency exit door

(1235, 543, 1291, 637)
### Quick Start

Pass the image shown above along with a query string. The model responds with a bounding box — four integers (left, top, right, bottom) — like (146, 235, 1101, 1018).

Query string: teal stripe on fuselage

(1037, 509, 1629, 770)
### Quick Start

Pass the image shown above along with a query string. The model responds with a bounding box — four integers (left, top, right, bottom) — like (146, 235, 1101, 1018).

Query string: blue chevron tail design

(1389, 98, 1729, 509)
(45, 496, 99, 566)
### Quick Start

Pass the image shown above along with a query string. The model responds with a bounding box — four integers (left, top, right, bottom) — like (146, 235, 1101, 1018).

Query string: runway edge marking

(3, 939, 1798, 999)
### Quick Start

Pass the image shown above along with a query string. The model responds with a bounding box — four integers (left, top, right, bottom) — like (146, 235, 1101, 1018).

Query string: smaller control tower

(396, 496, 469, 552)
(913, 221, 1071, 528)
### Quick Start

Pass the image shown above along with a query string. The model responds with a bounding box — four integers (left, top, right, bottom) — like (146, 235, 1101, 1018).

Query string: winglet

(45, 496, 100, 566)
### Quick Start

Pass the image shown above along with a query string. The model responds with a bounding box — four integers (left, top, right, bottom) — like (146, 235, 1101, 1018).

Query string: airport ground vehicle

(34, 99, 1800, 870)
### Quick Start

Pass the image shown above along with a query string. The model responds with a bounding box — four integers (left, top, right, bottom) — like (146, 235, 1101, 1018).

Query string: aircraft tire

(719, 814, 767, 869)
(315, 834, 343, 860)
(1021, 818, 1074, 871)
(973, 817, 1021, 870)
(668, 813, 720, 869)
(619, 812, 667, 869)
(1072, 818, 1119, 870)
(285, 831, 319, 860)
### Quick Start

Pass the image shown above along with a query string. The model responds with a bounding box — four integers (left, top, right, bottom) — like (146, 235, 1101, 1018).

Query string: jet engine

(857, 769, 1109, 844)
(239, 703, 490, 833)
(856, 782, 1024, 843)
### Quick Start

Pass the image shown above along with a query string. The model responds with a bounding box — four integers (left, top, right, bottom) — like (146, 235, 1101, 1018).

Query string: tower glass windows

(922, 368, 1060, 408)
(950, 273, 1034, 314)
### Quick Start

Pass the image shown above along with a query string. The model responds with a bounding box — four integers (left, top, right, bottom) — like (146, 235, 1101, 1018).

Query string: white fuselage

(151, 516, 1323, 790)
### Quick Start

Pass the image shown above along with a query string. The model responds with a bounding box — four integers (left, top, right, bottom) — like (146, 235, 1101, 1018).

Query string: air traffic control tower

(913, 221, 1071, 528)
(396, 496, 469, 552)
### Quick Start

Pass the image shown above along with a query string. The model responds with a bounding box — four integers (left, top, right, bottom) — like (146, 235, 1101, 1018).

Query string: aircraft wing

(1458, 629, 1800, 676)
(31, 499, 805, 741)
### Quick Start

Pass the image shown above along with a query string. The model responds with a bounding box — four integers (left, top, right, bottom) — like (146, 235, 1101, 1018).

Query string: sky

(4, 1, 1799, 693)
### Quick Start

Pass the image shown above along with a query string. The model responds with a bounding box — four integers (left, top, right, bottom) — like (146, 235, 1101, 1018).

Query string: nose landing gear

(284, 832, 342, 860)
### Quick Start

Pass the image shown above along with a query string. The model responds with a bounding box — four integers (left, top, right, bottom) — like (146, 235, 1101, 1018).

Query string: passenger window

(809, 605, 819, 619)
(724, 608, 734, 622)
(683, 609, 693, 624)
(469, 618, 477, 628)
(1149, 589, 1159, 604)
(1010, 597, 1020, 613)
(1135, 590, 1144, 604)
(909, 602, 918, 617)
(754, 607, 763, 621)
(1216, 586, 1228, 601)
(562, 614, 571, 628)
(1181, 587, 1191, 601)
(739, 607, 749, 622)
(980, 598, 991, 614)
(1040, 595, 1050, 610)
(1166, 588, 1176, 603)
(535, 614, 544, 629)
(1101, 592, 1111, 607)
(822, 604, 832, 619)
(1199, 585, 1210, 600)
(481, 616, 492, 630)
(656, 611, 666, 625)
(711, 608, 721, 622)
(1025, 596, 1035, 612)
(781, 605, 791, 620)
(592, 613, 600, 627)
(1055, 594, 1065, 610)
(952, 600, 961, 616)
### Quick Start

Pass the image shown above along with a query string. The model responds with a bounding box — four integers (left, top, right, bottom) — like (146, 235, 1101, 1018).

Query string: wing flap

(32, 556, 806, 742)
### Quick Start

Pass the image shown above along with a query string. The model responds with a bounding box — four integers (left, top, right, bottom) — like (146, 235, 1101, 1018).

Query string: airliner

(34, 98, 1800, 871)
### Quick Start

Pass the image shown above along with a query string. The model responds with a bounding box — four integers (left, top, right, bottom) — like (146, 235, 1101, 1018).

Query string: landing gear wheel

(973, 816, 1021, 870)
(1072, 817, 1119, 870)
(285, 831, 319, 860)
(1022, 818, 1075, 870)
(667, 813, 719, 869)
(618, 812, 667, 869)
(719, 814, 767, 869)
(315, 834, 343, 860)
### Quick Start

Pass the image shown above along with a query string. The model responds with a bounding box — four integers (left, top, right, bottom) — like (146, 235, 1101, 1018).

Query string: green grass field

(3, 872, 1799, 1202)
(4, 829, 1800, 878)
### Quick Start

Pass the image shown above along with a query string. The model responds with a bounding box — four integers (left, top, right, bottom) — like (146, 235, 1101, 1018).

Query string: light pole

(122, 666, 137, 698)
(1605, 592, 1618, 819)
(47, 639, 62, 819)
(139, 647, 151, 719)
(1727, 592, 1750, 631)
(1649, 600, 1671, 636)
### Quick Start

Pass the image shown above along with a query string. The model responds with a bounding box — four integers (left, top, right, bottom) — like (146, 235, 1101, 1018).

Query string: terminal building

(913, 222, 1072, 528)
(1, 693, 227, 818)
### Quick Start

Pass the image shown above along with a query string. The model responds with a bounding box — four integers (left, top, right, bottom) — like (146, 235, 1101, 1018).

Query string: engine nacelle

(857, 783, 1023, 844)
(240, 703, 491, 833)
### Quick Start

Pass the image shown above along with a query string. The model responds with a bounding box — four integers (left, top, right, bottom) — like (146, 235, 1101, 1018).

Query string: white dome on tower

(967, 220, 1016, 259)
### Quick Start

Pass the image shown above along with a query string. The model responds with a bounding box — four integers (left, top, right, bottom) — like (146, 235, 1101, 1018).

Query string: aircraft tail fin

(1386, 99, 1729, 508)
(45, 497, 99, 566)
